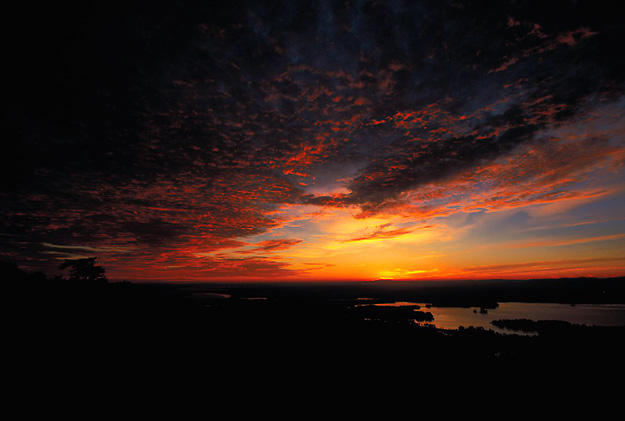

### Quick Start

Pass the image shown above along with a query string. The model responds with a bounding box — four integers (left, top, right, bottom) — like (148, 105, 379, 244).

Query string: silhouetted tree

(59, 257, 107, 283)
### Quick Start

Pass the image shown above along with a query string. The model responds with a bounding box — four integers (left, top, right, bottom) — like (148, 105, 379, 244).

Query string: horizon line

(112, 275, 625, 285)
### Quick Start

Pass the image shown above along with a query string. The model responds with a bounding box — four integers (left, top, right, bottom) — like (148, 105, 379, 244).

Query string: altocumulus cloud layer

(2, 0, 625, 279)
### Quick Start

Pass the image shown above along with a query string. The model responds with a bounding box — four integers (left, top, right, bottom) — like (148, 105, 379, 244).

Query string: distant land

(137, 276, 625, 307)
(5, 260, 624, 379)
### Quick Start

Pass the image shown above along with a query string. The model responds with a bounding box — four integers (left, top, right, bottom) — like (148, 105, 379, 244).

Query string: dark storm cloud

(2, 0, 624, 274)
(121, 219, 190, 246)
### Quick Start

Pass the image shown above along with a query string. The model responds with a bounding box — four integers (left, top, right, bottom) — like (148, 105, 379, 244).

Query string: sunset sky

(2, 0, 625, 281)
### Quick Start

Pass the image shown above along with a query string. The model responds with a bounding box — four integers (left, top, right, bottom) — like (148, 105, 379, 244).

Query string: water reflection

(359, 301, 625, 335)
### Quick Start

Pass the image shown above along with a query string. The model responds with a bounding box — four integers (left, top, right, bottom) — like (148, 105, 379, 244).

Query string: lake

(369, 302, 625, 335)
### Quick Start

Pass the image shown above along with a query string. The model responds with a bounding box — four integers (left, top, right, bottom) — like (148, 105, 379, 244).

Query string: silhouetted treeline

(4, 259, 625, 379)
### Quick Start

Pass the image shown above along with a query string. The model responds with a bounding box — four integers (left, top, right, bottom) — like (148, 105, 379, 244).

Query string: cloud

(342, 224, 432, 243)
(2, 0, 625, 279)
(237, 239, 303, 254)
(461, 257, 625, 275)
(505, 234, 625, 249)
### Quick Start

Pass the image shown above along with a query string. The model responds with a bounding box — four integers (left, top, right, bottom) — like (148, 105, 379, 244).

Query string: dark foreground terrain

(5, 260, 625, 384)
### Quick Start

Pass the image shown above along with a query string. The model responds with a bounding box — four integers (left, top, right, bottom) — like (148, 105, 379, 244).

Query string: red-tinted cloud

(3, 1, 624, 280)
